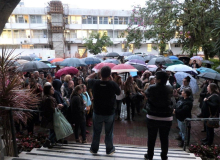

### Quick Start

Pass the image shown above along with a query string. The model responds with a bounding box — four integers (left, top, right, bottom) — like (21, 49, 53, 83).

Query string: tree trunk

(204, 49, 209, 60)
(0, 0, 20, 35)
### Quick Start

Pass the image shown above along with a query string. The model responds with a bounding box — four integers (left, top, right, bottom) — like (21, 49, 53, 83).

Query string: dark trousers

(206, 125, 214, 144)
(115, 100, 122, 117)
(49, 129, 56, 143)
(146, 118, 172, 160)
(125, 97, 135, 119)
(74, 120, 86, 141)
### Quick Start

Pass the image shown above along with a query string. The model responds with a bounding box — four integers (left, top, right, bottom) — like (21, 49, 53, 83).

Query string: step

(17, 143, 201, 160)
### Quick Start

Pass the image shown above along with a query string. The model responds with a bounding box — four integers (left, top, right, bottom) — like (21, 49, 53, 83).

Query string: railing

(183, 118, 220, 151)
(0, 106, 42, 157)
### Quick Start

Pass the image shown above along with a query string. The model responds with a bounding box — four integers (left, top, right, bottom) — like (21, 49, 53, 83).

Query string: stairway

(5, 143, 201, 160)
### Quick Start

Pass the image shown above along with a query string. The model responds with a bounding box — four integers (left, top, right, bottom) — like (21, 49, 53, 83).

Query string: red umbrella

(111, 64, 138, 73)
(93, 63, 116, 72)
(50, 58, 64, 63)
(55, 67, 78, 78)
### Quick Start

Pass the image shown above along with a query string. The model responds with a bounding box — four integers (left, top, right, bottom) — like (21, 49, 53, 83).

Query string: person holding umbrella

(190, 60, 199, 68)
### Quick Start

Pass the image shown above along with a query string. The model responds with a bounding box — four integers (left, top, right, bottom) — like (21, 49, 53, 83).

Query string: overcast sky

(22, 0, 146, 10)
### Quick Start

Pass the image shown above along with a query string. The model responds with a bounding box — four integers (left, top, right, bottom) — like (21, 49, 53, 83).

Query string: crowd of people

(13, 60, 220, 160)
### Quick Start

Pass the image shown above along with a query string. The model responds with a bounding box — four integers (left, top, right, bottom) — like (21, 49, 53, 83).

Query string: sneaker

(107, 147, 115, 155)
(82, 139, 87, 143)
(90, 149, 97, 154)
(43, 139, 50, 148)
(144, 154, 152, 160)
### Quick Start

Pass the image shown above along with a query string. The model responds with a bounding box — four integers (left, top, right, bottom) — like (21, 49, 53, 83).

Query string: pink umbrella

(147, 65, 157, 68)
(93, 62, 116, 71)
(111, 64, 138, 73)
(55, 67, 78, 78)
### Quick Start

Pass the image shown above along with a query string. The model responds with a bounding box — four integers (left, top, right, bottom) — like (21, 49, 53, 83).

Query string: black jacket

(68, 94, 86, 123)
(145, 84, 173, 117)
(202, 93, 220, 118)
(175, 97, 193, 122)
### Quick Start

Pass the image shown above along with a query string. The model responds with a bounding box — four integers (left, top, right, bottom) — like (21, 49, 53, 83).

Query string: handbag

(206, 94, 219, 128)
(53, 108, 73, 140)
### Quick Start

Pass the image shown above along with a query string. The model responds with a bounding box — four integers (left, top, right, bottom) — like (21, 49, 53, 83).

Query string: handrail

(183, 118, 220, 151)
(0, 106, 42, 112)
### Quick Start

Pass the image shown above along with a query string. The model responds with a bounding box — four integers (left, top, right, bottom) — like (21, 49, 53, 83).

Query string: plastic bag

(53, 108, 73, 140)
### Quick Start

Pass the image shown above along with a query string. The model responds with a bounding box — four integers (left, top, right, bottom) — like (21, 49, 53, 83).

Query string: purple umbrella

(127, 59, 146, 66)
(48, 58, 55, 61)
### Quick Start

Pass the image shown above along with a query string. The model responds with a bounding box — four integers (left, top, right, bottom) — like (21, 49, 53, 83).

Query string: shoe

(82, 139, 87, 143)
(76, 139, 81, 143)
(90, 149, 97, 154)
(178, 141, 184, 147)
(107, 147, 115, 155)
(43, 139, 51, 148)
(175, 135, 182, 141)
(144, 154, 152, 160)
(201, 138, 208, 142)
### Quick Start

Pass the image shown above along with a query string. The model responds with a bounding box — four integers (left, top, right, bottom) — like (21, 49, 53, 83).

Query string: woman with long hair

(68, 85, 87, 143)
(201, 83, 220, 145)
(114, 75, 124, 121)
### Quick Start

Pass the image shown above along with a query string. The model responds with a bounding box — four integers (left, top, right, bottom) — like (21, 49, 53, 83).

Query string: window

(108, 30, 113, 38)
(13, 30, 19, 38)
(70, 16, 81, 24)
(32, 30, 44, 38)
(98, 30, 108, 37)
(116, 17, 129, 25)
(124, 17, 128, 24)
(119, 17, 123, 24)
(22, 45, 33, 49)
(99, 17, 108, 24)
(1, 30, 12, 38)
(15, 15, 28, 23)
(70, 30, 77, 38)
(114, 17, 118, 24)
(147, 44, 152, 52)
(81, 16, 97, 24)
(30, 15, 42, 23)
(76, 30, 88, 38)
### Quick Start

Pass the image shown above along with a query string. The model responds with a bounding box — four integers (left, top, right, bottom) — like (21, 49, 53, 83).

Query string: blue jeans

(90, 112, 115, 154)
(177, 120, 186, 141)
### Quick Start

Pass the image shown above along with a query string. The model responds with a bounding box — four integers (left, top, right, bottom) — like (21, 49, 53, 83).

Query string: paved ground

(35, 80, 220, 149)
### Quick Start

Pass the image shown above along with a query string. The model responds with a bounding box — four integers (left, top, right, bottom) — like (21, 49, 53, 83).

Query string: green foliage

(209, 58, 220, 71)
(83, 32, 113, 55)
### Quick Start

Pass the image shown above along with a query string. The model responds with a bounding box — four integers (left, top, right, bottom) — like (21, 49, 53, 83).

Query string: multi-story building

(0, 0, 203, 59)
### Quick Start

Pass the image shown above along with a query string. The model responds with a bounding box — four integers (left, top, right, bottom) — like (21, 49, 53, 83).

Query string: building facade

(0, 0, 203, 58)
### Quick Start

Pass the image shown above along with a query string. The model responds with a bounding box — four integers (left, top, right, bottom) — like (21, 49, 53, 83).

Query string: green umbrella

(165, 59, 183, 66)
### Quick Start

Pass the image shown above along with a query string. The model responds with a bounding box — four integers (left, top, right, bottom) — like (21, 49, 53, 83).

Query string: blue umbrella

(82, 57, 101, 65)
(125, 55, 145, 61)
(103, 59, 120, 65)
(196, 67, 218, 73)
(60, 58, 87, 67)
(35, 57, 42, 61)
(169, 56, 178, 60)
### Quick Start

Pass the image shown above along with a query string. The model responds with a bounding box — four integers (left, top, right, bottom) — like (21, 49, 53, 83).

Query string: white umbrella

(174, 72, 199, 94)
(166, 64, 198, 74)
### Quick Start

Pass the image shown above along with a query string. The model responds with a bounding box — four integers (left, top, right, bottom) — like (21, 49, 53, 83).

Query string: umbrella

(148, 67, 158, 72)
(34, 58, 42, 61)
(191, 56, 203, 61)
(125, 55, 145, 61)
(198, 72, 220, 81)
(6, 60, 20, 67)
(48, 58, 55, 61)
(40, 60, 51, 64)
(216, 65, 220, 70)
(126, 59, 146, 66)
(60, 58, 87, 67)
(92, 63, 116, 72)
(19, 56, 34, 61)
(174, 72, 199, 94)
(147, 65, 158, 68)
(111, 64, 138, 73)
(55, 67, 78, 78)
(17, 61, 50, 72)
(165, 60, 183, 67)
(120, 52, 133, 56)
(105, 52, 120, 57)
(82, 57, 101, 65)
(179, 57, 190, 65)
(189, 59, 202, 66)
(196, 67, 218, 73)
(17, 59, 29, 65)
(50, 58, 64, 63)
(169, 56, 178, 60)
(130, 64, 147, 71)
(166, 64, 198, 75)
(148, 57, 173, 65)
(143, 55, 157, 62)
(103, 59, 120, 65)
(202, 60, 214, 65)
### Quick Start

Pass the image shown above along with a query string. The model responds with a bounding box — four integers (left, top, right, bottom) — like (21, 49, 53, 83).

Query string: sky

(22, 0, 146, 10)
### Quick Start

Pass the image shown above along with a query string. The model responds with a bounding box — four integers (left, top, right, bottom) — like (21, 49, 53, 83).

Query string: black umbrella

(202, 60, 214, 65)
(148, 57, 173, 65)
(143, 55, 157, 62)
(105, 52, 120, 57)
(197, 72, 220, 81)
(60, 58, 87, 67)
(17, 61, 50, 72)
(179, 56, 190, 65)
(19, 56, 34, 61)
(130, 64, 147, 71)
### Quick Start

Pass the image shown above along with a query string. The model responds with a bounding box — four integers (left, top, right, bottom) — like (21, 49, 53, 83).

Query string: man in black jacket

(144, 71, 173, 160)
(86, 66, 120, 155)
